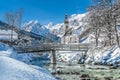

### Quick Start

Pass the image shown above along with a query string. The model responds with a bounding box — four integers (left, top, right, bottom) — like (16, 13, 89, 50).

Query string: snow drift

(0, 43, 56, 80)
(0, 56, 56, 80)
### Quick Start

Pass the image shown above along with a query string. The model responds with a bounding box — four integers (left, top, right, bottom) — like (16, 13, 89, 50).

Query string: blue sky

(0, 0, 91, 25)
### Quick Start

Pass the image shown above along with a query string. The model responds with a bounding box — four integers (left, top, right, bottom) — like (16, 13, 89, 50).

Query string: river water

(30, 55, 120, 80)
(44, 62, 120, 80)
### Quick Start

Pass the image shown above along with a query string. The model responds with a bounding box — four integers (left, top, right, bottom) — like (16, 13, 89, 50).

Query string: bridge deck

(14, 43, 91, 53)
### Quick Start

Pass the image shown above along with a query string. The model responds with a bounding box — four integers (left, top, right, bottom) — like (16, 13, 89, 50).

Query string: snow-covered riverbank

(0, 43, 56, 80)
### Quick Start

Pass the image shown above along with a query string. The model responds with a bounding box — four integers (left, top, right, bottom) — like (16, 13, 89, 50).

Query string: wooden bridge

(14, 43, 91, 66)
(14, 43, 90, 53)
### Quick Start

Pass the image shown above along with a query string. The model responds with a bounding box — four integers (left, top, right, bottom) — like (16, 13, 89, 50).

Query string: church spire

(64, 14, 69, 24)
(64, 14, 69, 32)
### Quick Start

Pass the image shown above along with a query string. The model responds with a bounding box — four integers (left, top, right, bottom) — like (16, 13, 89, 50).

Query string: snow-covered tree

(87, 0, 120, 47)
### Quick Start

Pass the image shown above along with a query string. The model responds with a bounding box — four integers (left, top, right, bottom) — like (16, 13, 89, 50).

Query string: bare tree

(16, 8, 23, 29)
(5, 12, 16, 44)
(5, 8, 23, 45)
(87, 4, 104, 46)
(87, 0, 120, 47)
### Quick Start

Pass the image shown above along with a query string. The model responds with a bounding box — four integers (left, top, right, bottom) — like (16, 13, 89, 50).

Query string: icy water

(45, 62, 120, 80)
(31, 57, 120, 80)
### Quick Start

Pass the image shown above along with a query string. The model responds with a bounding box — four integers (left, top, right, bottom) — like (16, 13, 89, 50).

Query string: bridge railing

(14, 43, 91, 53)
(13, 45, 52, 53)
(45, 43, 91, 51)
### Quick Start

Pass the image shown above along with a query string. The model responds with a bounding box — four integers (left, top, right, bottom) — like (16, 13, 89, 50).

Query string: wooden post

(51, 49, 56, 64)
(51, 49, 56, 71)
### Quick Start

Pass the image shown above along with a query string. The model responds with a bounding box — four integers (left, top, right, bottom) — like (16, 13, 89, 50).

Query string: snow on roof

(0, 30, 18, 41)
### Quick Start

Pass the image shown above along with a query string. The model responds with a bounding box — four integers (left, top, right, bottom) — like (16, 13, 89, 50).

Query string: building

(61, 14, 80, 44)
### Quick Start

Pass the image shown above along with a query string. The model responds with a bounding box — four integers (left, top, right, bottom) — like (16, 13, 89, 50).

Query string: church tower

(61, 14, 70, 44)
(61, 14, 79, 44)
(64, 14, 69, 32)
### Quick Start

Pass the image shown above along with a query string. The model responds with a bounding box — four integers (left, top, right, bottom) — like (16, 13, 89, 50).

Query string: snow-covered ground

(56, 51, 82, 63)
(0, 56, 56, 80)
(0, 43, 56, 80)
(55, 45, 120, 66)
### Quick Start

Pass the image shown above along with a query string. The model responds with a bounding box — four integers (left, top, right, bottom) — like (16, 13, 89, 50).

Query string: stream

(30, 56, 120, 80)
(46, 62, 120, 80)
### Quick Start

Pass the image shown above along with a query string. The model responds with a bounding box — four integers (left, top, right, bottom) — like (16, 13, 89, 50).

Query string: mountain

(23, 20, 60, 42)
(0, 21, 9, 29)
(45, 13, 88, 37)
(23, 20, 49, 37)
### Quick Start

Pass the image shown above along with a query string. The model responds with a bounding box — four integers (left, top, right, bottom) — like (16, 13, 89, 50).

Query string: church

(61, 14, 80, 44)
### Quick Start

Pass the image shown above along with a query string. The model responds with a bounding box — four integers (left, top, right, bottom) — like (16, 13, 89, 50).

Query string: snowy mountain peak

(23, 20, 49, 36)
(70, 14, 86, 20)
(22, 20, 59, 42)
(45, 22, 54, 29)
(34, 20, 39, 24)
(23, 20, 39, 27)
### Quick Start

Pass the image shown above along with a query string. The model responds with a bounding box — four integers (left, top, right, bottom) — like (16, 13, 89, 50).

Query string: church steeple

(64, 14, 69, 32)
